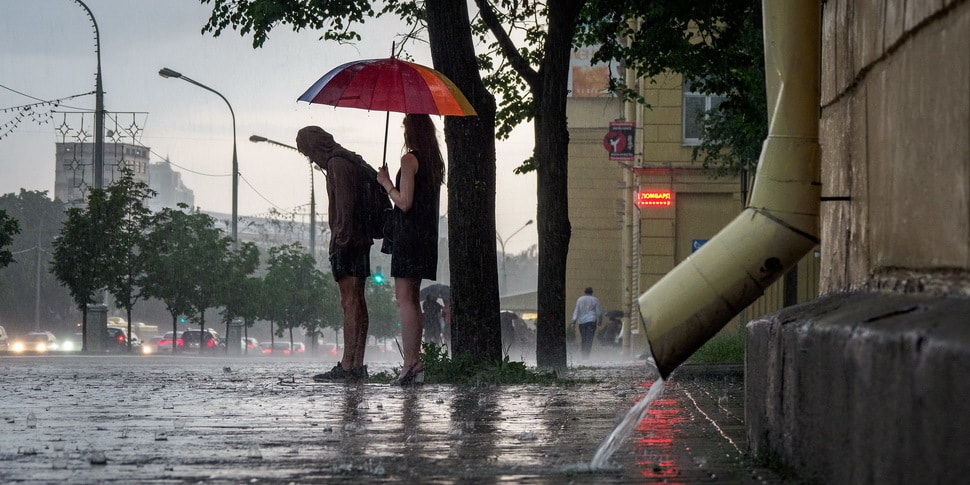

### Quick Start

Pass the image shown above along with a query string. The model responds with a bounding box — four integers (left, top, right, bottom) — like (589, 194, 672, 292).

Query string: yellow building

(565, 56, 820, 352)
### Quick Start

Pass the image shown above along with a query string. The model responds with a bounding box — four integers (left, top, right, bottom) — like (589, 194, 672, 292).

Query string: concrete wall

(819, 0, 970, 293)
(748, 1, 970, 482)
(747, 292, 970, 483)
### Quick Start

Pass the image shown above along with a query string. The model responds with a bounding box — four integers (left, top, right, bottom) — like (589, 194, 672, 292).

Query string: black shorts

(329, 246, 371, 281)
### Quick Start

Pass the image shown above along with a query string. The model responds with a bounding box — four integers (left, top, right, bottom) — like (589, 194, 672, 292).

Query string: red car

(154, 331, 184, 352)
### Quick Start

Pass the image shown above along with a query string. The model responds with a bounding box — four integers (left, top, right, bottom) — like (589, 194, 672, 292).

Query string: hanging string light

(0, 89, 94, 140)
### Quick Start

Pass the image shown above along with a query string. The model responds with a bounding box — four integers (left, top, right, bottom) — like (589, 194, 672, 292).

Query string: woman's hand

(377, 166, 392, 192)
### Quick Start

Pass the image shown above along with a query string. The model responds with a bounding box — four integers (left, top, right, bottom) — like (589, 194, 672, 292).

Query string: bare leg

(395, 277, 423, 370)
(338, 275, 367, 370)
(351, 277, 369, 368)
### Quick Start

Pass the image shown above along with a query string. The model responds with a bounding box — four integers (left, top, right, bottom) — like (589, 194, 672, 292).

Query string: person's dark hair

(403, 114, 445, 186)
(584, 287, 594, 295)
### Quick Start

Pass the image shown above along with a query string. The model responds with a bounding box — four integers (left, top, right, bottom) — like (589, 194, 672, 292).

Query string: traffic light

(372, 265, 386, 285)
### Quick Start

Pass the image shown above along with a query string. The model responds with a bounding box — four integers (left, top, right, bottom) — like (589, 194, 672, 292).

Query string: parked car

(10, 331, 58, 353)
(154, 331, 184, 353)
(291, 342, 306, 354)
(0, 325, 8, 351)
(180, 329, 223, 353)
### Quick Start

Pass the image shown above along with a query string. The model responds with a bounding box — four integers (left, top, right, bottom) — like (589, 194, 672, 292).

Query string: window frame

(682, 81, 725, 146)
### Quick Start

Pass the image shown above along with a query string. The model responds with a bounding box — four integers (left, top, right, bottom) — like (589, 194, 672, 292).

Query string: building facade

(54, 141, 151, 207)
(148, 158, 195, 212)
(565, 54, 820, 352)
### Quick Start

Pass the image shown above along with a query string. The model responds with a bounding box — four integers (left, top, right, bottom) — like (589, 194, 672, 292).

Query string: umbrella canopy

(420, 283, 451, 301)
(298, 58, 477, 117)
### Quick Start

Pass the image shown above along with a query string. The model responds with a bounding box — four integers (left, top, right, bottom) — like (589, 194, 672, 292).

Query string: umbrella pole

(382, 111, 390, 169)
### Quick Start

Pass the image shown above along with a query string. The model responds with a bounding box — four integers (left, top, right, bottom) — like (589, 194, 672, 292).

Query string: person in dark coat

(297, 126, 372, 382)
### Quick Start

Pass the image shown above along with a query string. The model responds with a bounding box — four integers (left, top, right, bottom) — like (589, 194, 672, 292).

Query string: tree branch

(474, 0, 540, 90)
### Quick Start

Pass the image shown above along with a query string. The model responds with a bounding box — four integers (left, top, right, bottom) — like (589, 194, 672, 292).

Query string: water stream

(589, 376, 666, 469)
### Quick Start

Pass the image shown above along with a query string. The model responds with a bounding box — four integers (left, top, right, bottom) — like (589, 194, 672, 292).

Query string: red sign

(604, 121, 635, 161)
(636, 190, 673, 208)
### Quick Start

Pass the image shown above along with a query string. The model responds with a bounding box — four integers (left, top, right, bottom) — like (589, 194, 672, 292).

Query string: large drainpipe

(639, 0, 821, 379)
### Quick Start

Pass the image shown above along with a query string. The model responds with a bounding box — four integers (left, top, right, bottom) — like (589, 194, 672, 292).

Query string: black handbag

(380, 208, 395, 254)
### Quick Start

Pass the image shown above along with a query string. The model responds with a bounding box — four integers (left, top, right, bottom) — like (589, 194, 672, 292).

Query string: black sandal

(391, 363, 425, 386)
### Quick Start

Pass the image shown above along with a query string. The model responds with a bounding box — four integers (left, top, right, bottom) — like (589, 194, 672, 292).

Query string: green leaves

(577, 0, 767, 178)
(0, 210, 19, 269)
(200, 0, 377, 47)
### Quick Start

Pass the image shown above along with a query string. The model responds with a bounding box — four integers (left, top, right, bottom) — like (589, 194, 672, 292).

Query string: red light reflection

(634, 380, 685, 481)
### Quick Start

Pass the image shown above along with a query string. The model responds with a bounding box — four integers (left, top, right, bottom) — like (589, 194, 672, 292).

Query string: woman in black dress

(377, 114, 443, 385)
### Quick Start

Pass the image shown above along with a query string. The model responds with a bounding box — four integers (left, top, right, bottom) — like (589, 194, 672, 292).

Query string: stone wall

(819, 0, 970, 294)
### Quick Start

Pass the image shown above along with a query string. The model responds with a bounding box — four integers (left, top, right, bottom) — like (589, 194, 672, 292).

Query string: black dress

(388, 150, 440, 280)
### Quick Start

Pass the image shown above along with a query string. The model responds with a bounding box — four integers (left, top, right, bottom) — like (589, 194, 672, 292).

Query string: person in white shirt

(571, 287, 603, 358)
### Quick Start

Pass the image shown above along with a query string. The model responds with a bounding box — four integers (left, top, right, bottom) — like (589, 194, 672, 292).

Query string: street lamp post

(158, 67, 239, 250)
(496, 219, 534, 296)
(248, 135, 316, 258)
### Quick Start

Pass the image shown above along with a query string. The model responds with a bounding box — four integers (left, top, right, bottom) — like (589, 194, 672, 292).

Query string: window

(682, 80, 725, 145)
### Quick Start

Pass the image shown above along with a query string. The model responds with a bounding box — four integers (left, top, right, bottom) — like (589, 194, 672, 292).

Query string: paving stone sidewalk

(0, 355, 793, 484)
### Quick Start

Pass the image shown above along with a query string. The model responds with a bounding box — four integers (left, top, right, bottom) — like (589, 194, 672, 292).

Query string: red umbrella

(299, 57, 477, 117)
(298, 57, 477, 166)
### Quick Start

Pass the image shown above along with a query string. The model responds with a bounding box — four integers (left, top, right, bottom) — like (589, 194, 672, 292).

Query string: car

(0, 325, 8, 351)
(243, 337, 260, 351)
(180, 329, 223, 353)
(292, 342, 306, 354)
(260, 341, 294, 356)
(105, 327, 145, 353)
(320, 342, 341, 357)
(11, 331, 58, 353)
(154, 331, 185, 352)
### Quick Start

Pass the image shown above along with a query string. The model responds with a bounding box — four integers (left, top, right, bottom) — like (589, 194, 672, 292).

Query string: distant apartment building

(53, 142, 194, 211)
(54, 141, 151, 207)
(148, 158, 195, 212)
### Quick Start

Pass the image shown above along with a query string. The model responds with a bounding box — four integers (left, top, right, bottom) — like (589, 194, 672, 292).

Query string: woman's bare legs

(394, 276, 423, 371)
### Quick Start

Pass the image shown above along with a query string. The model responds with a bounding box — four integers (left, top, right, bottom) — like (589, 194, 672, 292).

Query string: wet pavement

(0, 355, 792, 484)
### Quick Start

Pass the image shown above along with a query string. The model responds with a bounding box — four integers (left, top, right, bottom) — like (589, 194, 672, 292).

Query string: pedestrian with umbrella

(377, 113, 445, 386)
(297, 50, 476, 386)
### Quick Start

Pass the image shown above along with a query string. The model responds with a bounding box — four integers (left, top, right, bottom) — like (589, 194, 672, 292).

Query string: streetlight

(248, 135, 317, 258)
(496, 219, 534, 295)
(158, 67, 239, 250)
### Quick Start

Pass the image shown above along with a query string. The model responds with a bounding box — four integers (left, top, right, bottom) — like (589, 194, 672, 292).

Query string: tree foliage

(262, 243, 335, 341)
(218, 241, 261, 331)
(0, 210, 19, 270)
(102, 170, 157, 349)
(576, 0, 766, 177)
(50, 188, 116, 349)
(140, 205, 228, 351)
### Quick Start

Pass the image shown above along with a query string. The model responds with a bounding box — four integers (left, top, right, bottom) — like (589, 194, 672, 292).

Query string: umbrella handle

(382, 111, 389, 169)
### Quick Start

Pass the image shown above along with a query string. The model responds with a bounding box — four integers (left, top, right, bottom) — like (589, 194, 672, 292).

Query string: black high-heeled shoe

(391, 363, 425, 386)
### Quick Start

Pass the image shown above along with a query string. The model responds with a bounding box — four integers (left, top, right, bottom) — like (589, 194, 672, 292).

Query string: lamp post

(248, 135, 316, 258)
(496, 219, 534, 296)
(73, 0, 104, 190)
(158, 67, 239, 250)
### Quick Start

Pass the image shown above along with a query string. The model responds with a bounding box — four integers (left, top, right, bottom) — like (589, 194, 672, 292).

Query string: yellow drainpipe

(639, 0, 821, 379)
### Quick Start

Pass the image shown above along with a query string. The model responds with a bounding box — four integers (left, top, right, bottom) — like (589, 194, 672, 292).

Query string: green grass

(685, 329, 745, 364)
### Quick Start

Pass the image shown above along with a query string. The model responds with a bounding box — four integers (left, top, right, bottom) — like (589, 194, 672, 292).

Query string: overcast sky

(0, 0, 539, 253)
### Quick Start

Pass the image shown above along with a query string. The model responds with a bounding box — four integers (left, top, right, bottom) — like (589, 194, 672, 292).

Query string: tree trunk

(533, 1, 583, 370)
(425, 0, 502, 363)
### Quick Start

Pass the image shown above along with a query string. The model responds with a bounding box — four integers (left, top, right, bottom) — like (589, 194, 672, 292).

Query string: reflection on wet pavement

(0, 356, 786, 484)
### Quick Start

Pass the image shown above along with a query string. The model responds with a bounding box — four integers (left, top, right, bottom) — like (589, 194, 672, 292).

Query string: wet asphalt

(0, 354, 793, 484)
